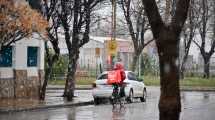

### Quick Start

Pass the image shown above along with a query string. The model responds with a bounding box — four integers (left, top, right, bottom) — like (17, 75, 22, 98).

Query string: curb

(47, 87, 92, 90)
(0, 100, 94, 113)
(147, 86, 215, 92)
(180, 88, 215, 92)
(47, 85, 92, 90)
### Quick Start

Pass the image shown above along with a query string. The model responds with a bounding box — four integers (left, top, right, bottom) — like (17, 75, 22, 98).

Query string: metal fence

(50, 70, 98, 82)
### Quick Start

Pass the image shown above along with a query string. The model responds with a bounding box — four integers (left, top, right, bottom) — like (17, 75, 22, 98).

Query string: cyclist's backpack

(107, 70, 122, 84)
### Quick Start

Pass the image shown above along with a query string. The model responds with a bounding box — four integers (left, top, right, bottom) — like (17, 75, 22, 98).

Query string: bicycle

(110, 84, 125, 108)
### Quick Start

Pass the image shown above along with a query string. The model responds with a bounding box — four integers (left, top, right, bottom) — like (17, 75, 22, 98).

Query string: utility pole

(110, 0, 117, 69)
(111, 0, 116, 40)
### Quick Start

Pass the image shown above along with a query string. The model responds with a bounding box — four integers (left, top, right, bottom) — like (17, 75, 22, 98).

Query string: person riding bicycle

(108, 61, 126, 98)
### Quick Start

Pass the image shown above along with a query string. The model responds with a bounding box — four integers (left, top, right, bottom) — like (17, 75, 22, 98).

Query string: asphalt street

(1, 87, 215, 120)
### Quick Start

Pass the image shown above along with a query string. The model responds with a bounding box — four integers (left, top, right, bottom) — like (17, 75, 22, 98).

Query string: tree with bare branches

(142, 0, 190, 120)
(193, 0, 215, 78)
(119, 0, 153, 72)
(180, 0, 197, 79)
(40, 0, 61, 100)
(59, 0, 105, 101)
(26, 0, 61, 100)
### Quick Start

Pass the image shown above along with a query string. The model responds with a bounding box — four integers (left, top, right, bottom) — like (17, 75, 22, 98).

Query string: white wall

(0, 68, 14, 78)
(78, 40, 105, 69)
(0, 34, 45, 78)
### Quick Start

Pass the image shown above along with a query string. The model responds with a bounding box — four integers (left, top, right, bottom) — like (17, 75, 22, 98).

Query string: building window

(27, 47, 38, 67)
(0, 46, 13, 67)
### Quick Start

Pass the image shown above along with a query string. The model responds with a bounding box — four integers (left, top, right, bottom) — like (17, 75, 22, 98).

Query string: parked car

(92, 71, 147, 104)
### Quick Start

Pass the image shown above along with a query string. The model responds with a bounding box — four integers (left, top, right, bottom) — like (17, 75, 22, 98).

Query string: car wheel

(140, 89, 147, 102)
(94, 98, 100, 105)
(126, 89, 134, 103)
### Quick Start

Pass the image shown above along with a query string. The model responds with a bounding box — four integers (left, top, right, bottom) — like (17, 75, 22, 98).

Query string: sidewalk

(1, 85, 215, 113)
(47, 85, 92, 90)
(0, 86, 93, 113)
(47, 85, 215, 92)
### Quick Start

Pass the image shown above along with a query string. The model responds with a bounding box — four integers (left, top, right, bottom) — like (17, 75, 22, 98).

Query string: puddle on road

(181, 91, 215, 101)
(1, 91, 215, 120)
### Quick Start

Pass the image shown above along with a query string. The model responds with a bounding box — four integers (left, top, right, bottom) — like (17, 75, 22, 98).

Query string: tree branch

(143, 39, 154, 48)
(142, 0, 164, 39)
(171, 0, 191, 34)
(121, 0, 137, 47)
(193, 40, 201, 49)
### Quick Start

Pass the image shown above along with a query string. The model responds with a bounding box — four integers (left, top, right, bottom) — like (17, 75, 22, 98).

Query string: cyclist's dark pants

(119, 86, 125, 97)
(112, 83, 125, 98)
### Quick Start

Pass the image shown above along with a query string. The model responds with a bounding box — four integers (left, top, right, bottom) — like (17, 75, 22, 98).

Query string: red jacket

(114, 63, 126, 83)
(107, 63, 126, 85)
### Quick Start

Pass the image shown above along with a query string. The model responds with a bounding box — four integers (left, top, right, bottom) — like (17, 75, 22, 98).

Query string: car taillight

(92, 83, 97, 88)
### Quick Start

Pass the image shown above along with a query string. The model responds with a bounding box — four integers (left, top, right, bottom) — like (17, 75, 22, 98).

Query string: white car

(92, 71, 147, 104)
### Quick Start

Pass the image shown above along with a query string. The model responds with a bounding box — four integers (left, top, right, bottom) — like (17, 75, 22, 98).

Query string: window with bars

(27, 47, 38, 67)
(0, 46, 13, 67)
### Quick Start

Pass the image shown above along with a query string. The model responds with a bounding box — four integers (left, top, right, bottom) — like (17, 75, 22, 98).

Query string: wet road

(1, 87, 215, 120)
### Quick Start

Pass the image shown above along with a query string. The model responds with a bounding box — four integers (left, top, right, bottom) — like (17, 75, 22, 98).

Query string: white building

(79, 36, 134, 70)
(0, 34, 44, 99)
(54, 36, 134, 71)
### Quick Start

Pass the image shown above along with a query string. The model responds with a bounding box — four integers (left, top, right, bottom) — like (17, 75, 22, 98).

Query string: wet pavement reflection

(1, 87, 215, 120)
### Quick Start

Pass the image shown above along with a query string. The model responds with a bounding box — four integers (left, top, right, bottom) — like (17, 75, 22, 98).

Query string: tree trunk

(203, 58, 210, 79)
(40, 62, 53, 100)
(141, 0, 189, 120)
(158, 31, 181, 120)
(180, 54, 188, 79)
(180, 66, 185, 79)
(40, 42, 59, 100)
(60, 0, 97, 100)
(165, 0, 171, 21)
(63, 76, 69, 97)
(180, 31, 193, 79)
(131, 51, 140, 72)
(65, 49, 79, 101)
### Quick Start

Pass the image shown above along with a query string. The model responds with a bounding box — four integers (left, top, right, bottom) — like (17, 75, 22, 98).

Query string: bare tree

(59, 0, 105, 101)
(119, 0, 153, 72)
(180, 0, 197, 79)
(193, 0, 215, 78)
(142, 0, 190, 120)
(27, 0, 61, 100)
(39, 0, 60, 100)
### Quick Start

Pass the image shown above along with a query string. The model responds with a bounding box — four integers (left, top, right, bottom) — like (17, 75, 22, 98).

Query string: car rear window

(97, 74, 108, 80)
(127, 72, 138, 81)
